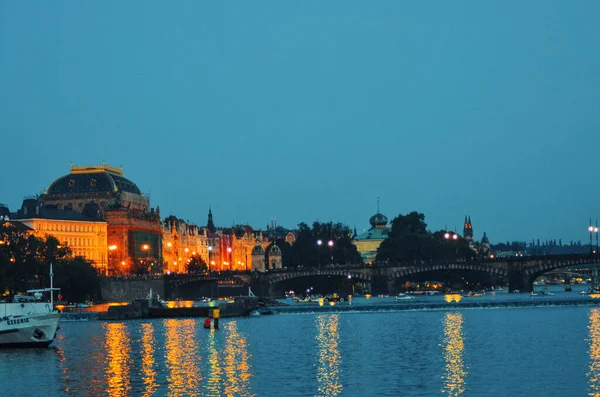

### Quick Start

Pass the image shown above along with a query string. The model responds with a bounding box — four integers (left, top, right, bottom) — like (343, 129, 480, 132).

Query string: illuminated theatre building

(10, 199, 108, 267)
(37, 164, 162, 274)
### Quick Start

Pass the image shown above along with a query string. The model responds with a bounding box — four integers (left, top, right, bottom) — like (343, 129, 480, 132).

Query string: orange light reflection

(164, 319, 203, 396)
(441, 312, 467, 396)
(105, 323, 132, 396)
(315, 314, 342, 396)
(588, 308, 600, 396)
(222, 321, 253, 396)
(140, 323, 157, 397)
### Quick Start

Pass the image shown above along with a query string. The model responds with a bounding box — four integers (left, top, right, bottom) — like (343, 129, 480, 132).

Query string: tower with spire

(463, 215, 473, 242)
(207, 206, 216, 233)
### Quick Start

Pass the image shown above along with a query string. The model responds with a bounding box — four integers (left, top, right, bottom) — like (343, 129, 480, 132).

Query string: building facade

(161, 216, 210, 274)
(11, 199, 108, 272)
(41, 164, 161, 275)
(352, 211, 391, 264)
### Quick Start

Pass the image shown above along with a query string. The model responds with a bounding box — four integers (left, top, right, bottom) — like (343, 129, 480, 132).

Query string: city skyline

(2, 2, 599, 243)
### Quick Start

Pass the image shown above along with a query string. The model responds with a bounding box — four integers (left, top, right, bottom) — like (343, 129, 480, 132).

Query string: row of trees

(376, 212, 475, 264)
(267, 212, 478, 268)
(0, 222, 101, 302)
(271, 221, 362, 268)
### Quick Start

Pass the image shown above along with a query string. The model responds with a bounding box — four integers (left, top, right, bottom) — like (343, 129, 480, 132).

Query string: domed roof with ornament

(268, 244, 282, 255)
(45, 164, 141, 196)
(252, 244, 265, 254)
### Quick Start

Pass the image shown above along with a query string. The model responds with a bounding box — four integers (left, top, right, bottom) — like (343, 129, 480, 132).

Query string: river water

(3, 288, 600, 397)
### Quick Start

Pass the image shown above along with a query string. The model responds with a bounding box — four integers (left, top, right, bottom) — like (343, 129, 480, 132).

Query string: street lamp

(317, 239, 322, 270)
(141, 243, 150, 273)
(594, 219, 598, 253)
(328, 240, 334, 264)
(208, 246, 213, 271)
(227, 247, 232, 270)
(108, 244, 117, 275)
(444, 232, 459, 257)
(589, 220, 594, 255)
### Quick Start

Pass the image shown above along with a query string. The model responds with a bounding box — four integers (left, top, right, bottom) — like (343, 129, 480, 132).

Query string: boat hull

(0, 312, 60, 348)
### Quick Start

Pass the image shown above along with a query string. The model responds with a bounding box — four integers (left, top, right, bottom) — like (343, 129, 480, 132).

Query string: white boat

(396, 294, 414, 300)
(0, 264, 61, 348)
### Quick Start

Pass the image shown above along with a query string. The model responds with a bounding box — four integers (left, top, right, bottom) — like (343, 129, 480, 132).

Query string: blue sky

(1, 1, 599, 243)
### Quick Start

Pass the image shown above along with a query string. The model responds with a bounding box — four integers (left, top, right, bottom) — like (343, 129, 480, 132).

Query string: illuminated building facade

(40, 164, 161, 274)
(463, 216, 474, 243)
(352, 210, 390, 264)
(161, 216, 209, 274)
(11, 198, 108, 272)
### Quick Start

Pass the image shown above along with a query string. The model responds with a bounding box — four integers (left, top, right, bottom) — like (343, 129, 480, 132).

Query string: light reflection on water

(588, 308, 600, 396)
(5, 307, 598, 396)
(105, 322, 132, 396)
(164, 319, 203, 396)
(223, 321, 253, 397)
(315, 314, 342, 397)
(139, 323, 157, 397)
(441, 312, 467, 396)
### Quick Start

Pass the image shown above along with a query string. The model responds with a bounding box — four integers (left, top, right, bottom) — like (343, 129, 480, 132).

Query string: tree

(376, 212, 434, 264)
(186, 255, 208, 274)
(283, 221, 362, 267)
(53, 257, 101, 303)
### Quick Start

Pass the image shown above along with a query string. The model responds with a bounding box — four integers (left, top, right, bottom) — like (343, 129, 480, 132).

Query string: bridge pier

(507, 261, 535, 293)
(371, 275, 390, 295)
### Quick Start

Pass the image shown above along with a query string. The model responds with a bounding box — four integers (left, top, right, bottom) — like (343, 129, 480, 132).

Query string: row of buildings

(1, 164, 294, 274)
(1, 163, 492, 274)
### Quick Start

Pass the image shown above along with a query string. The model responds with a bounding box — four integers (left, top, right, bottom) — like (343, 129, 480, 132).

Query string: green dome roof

(369, 213, 388, 228)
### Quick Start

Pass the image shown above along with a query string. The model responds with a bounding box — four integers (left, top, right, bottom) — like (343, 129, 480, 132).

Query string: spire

(353, 226, 357, 238)
(207, 205, 216, 233)
(377, 197, 380, 213)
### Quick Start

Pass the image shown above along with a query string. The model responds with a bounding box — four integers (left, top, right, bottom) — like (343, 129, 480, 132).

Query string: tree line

(0, 222, 101, 302)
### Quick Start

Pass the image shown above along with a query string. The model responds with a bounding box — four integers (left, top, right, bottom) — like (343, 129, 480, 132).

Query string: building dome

(369, 213, 388, 228)
(252, 244, 265, 254)
(268, 244, 281, 255)
(45, 165, 141, 196)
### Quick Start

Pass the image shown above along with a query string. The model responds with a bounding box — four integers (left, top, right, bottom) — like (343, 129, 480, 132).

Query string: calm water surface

(2, 299, 600, 396)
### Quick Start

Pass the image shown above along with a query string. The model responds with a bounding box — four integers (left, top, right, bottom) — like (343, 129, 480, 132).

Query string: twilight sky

(1, 2, 599, 243)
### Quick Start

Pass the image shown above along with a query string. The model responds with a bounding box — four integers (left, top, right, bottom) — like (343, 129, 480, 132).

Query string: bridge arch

(265, 269, 373, 285)
(387, 262, 507, 280)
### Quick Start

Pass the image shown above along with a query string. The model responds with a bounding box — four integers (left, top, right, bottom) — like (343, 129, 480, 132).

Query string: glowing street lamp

(317, 239, 322, 270)
(328, 240, 334, 264)
(108, 245, 117, 275)
(589, 220, 595, 254)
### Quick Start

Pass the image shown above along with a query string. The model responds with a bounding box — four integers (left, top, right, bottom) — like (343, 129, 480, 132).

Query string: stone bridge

(253, 254, 600, 294)
(163, 254, 600, 297)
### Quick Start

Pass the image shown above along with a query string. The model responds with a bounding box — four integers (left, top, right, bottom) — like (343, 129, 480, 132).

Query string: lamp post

(208, 246, 213, 271)
(328, 240, 334, 265)
(227, 247, 232, 271)
(589, 219, 594, 255)
(594, 219, 598, 254)
(108, 244, 117, 275)
(141, 243, 150, 274)
(317, 239, 322, 270)
(444, 232, 459, 257)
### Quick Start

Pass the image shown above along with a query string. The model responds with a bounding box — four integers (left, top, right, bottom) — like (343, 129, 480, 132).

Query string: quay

(98, 296, 260, 320)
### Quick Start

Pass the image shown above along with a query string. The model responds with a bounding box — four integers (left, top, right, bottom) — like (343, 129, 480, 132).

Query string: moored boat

(0, 264, 61, 348)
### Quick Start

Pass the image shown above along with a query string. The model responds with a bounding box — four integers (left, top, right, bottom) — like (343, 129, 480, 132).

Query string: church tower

(463, 216, 474, 242)
(207, 206, 216, 233)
